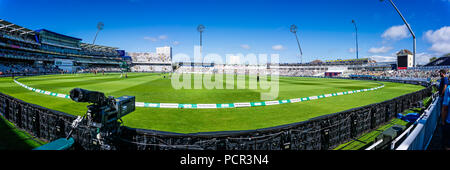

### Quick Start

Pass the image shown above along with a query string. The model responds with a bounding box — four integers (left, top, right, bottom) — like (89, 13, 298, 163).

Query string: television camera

(35, 88, 135, 150)
(68, 88, 135, 149)
(69, 88, 135, 127)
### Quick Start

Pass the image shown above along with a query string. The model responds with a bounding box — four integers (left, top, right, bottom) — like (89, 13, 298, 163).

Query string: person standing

(440, 84, 450, 150)
(439, 70, 448, 98)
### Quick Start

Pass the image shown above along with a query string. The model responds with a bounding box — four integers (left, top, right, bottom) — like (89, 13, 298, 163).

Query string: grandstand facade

(172, 57, 398, 77)
(273, 58, 395, 77)
(128, 46, 173, 73)
(0, 19, 124, 75)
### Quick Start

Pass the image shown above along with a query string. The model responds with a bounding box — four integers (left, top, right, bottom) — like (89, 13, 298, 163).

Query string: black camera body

(70, 88, 135, 126)
(85, 95, 135, 129)
(69, 88, 135, 149)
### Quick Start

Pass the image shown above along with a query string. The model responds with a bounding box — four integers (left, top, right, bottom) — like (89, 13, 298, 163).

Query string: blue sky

(0, 0, 449, 64)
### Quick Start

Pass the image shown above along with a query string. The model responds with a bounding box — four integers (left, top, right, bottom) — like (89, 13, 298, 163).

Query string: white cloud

(348, 48, 356, 53)
(429, 43, 450, 54)
(144, 35, 169, 42)
(425, 26, 450, 43)
(272, 45, 285, 51)
(158, 35, 168, 40)
(144, 36, 157, 42)
(368, 46, 393, 54)
(416, 52, 435, 65)
(172, 41, 180, 46)
(369, 55, 396, 63)
(382, 25, 410, 40)
(240, 44, 250, 50)
(424, 26, 450, 54)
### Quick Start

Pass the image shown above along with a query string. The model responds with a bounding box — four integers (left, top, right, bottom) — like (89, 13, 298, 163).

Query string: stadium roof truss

(0, 19, 36, 36)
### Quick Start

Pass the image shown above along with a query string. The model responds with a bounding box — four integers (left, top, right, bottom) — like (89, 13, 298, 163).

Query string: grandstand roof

(35, 29, 82, 41)
(0, 19, 36, 36)
(425, 56, 450, 67)
(80, 43, 118, 51)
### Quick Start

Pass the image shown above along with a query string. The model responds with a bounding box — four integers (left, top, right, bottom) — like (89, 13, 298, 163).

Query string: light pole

(380, 0, 416, 67)
(352, 20, 359, 59)
(93, 22, 104, 45)
(290, 24, 303, 63)
(197, 24, 205, 48)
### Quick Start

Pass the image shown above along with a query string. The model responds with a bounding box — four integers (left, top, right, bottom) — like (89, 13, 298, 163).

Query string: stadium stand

(78, 66, 123, 73)
(173, 58, 396, 78)
(425, 55, 450, 67)
(80, 43, 121, 58)
(171, 57, 447, 87)
(271, 58, 390, 77)
(325, 58, 372, 65)
(0, 19, 124, 75)
(353, 70, 438, 79)
(0, 61, 61, 76)
(128, 47, 173, 73)
(131, 65, 172, 72)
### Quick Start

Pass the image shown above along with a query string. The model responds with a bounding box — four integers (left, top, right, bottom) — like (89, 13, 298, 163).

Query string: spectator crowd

(0, 62, 62, 76)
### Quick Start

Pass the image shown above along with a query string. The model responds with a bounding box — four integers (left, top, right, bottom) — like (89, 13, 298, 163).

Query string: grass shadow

(0, 115, 44, 150)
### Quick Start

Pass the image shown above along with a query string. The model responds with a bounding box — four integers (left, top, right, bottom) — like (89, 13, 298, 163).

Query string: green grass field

(0, 73, 424, 133)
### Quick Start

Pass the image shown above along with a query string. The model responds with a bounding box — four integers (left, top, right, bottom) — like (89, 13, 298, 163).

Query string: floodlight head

(97, 22, 104, 30)
(197, 24, 205, 33)
(290, 24, 297, 33)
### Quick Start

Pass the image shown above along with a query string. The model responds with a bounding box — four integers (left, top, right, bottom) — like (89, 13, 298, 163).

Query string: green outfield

(0, 73, 424, 133)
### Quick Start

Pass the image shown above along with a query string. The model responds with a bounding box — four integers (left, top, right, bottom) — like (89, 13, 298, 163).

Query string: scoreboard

(396, 51, 413, 70)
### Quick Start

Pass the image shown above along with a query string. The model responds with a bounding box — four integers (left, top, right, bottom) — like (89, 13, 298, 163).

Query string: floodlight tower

(290, 24, 303, 63)
(352, 20, 359, 59)
(93, 22, 104, 45)
(380, 0, 416, 67)
(197, 24, 205, 47)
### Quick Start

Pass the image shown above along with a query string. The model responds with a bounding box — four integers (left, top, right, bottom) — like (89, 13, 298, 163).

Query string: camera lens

(69, 88, 106, 104)
(70, 88, 84, 102)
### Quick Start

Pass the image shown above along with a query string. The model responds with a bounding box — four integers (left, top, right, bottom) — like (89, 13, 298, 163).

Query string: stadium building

(0, 19, 124, 75)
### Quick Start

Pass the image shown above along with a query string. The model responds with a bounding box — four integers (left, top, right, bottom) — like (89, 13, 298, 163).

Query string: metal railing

(396, 93, 440, 150)
(365, 139, 383, 150)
